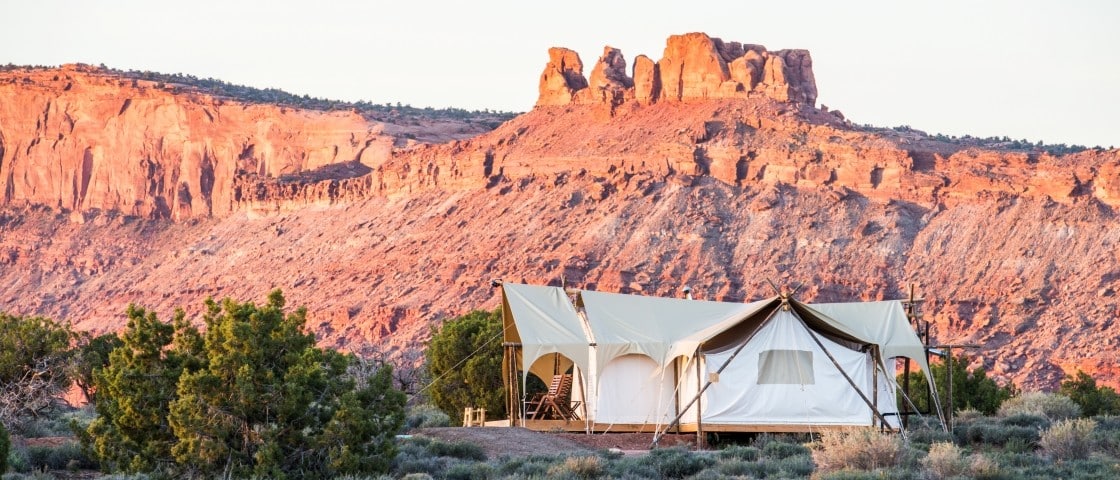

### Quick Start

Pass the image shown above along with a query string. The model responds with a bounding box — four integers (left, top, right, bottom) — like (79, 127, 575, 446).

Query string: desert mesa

(1, 32, 1118, 391)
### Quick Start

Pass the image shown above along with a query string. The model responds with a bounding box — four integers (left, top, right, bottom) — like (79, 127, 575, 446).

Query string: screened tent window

(757, 349, 814, 385)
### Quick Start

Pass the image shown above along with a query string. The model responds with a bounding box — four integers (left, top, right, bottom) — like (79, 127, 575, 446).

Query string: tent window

(757, 350, 814, 385)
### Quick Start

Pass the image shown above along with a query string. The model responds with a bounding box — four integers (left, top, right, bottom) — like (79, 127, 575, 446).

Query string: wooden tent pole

(796, 314, 894, 428)
(872, 345, 880, 428)
(651, 305, 781, 448)
(694, 348, 704, 449)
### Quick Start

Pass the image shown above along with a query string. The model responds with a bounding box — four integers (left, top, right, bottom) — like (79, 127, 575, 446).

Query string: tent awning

(501, 283, 590, 381)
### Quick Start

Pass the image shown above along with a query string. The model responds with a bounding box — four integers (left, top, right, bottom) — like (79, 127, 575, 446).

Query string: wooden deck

(517, 419, 886, 433)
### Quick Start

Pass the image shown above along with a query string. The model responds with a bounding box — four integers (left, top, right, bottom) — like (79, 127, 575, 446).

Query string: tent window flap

(757, 349, 814, 385)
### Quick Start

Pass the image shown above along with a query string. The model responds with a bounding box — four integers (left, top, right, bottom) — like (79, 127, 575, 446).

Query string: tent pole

(673, 358, 681, 435)
(872, 345, 880, 429)
(902, 357, 912, 429)
(576, 366, 590, 434)
(504, 345, 512, 425)
(947, 345, 954, 432)
(694, 348, 704, 449)
(795, 314, 893, 429)
(651, 305, 781, 448)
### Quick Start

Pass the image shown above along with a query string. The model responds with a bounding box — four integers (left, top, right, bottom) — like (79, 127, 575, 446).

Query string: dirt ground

(412, 427, 697, 458)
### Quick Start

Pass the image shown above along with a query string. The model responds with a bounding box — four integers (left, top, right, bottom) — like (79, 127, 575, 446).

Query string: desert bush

(1092, 428, 1120, 458)
(681, 469, 724, 480)
(406, 404, 451, 429)
(24, 441, 95, 471)
(0, 422, 8, 473)
(5, 444, 29, 474)
(817, 469, 915, 480)
(812, 428, 905, 473)
(999, 391, 1081, 420)
(605, 455, 658, 479)
(776, 454, 816, 477)
(494, 453, 563, 478)
(445, 461, 494, 480)
(921, 442, 969, 479)
(1040, 418, 1097, 460)
(546, 455, 604, 479)
(426, 439, 486, 461)
(954, 408, 985, 423)
(1000, 412, 1052, 430)
(717, 458, 766, 477)
(907, 424, 953, 449)
(399, 474, 434, 480)
(954, 418, 1041, 447)
(969, 453, 999, 478)
(391, 452, 448, 478)
(1093, 415, 1120, 431)
(716, 444, 760, 461)
(760, 438, 811, 459)
(642, 447, 714, 479)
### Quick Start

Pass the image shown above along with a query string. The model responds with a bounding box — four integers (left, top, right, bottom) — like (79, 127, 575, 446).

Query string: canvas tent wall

(499, 283, 939, 432)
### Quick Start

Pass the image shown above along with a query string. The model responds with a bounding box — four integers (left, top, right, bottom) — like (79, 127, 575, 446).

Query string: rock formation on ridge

(536, 32, 817, 108)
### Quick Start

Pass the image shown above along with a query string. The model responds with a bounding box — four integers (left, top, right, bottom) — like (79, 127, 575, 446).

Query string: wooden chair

(525, 374, 582, 420)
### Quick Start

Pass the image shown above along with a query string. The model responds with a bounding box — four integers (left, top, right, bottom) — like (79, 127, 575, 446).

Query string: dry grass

(1039, 418, 1097, 461)
(811, 428, 905, 473)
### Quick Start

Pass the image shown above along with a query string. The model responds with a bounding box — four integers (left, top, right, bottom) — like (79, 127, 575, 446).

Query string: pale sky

(4, 1, 1118, 147)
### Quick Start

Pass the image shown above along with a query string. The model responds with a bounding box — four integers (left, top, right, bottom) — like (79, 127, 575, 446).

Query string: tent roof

(794, 299, 933, 379)
(578, 290, 774, 369)
(501, 283, 590, 378)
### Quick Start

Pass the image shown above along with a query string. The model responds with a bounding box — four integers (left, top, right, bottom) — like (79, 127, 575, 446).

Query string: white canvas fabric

(594, 354, 677, 425)
(801, 300, 933, 381)
(578, 290, 773, 371)
(501, 283, 590, 384)
(701, 309, 876, 425)
(501, 283, 932, 428)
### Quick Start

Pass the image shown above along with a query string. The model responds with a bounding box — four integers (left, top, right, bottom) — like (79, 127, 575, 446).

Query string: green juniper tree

(425, 308, 506, 424)
(84, 291, 405, 479)
(83, 306, 203, 474)
(1060, 370, 1120, 417)
(168, 290, 404, 479)
(898, 352, 1014, 416)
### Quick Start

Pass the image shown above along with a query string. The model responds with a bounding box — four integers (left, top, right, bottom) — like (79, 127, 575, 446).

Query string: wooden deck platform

(517, 419, 886, 433)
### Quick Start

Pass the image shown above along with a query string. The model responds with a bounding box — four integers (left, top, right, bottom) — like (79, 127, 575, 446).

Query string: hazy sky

(4, 1, 1117, 147)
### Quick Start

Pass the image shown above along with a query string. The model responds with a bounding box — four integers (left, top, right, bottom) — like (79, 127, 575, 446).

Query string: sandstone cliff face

(0, 66, 489, 221)
(2, 51, 1119, 391)
(536, 32, 818, 108)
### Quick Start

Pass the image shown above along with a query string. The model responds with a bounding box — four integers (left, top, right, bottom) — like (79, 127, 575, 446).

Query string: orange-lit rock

(2, 45, 1119, 392)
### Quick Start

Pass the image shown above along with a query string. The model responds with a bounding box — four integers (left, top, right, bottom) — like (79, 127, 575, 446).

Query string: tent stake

(651, 304, 781, 448)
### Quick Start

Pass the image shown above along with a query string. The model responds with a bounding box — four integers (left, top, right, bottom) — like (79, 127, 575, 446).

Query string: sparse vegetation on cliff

(1, 62, 518, 128)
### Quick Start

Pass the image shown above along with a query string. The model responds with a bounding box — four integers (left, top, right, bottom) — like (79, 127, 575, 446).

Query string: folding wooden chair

(525, 374, 581, 420)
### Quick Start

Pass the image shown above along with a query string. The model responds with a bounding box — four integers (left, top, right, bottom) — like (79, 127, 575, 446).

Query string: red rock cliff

(1, 41, 1119, 392)
(536, 33, 817, 108)
(0, 65, 481, 220)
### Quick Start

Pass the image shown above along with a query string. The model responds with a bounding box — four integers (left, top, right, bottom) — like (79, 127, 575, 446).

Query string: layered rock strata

(537, 32, 817, 108)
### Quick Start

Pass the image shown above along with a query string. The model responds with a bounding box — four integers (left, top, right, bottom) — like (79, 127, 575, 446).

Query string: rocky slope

(2, 34, 1118, 390)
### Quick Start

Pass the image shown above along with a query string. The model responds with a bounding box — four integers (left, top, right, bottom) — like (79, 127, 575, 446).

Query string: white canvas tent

(500, 283, 941, 433)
